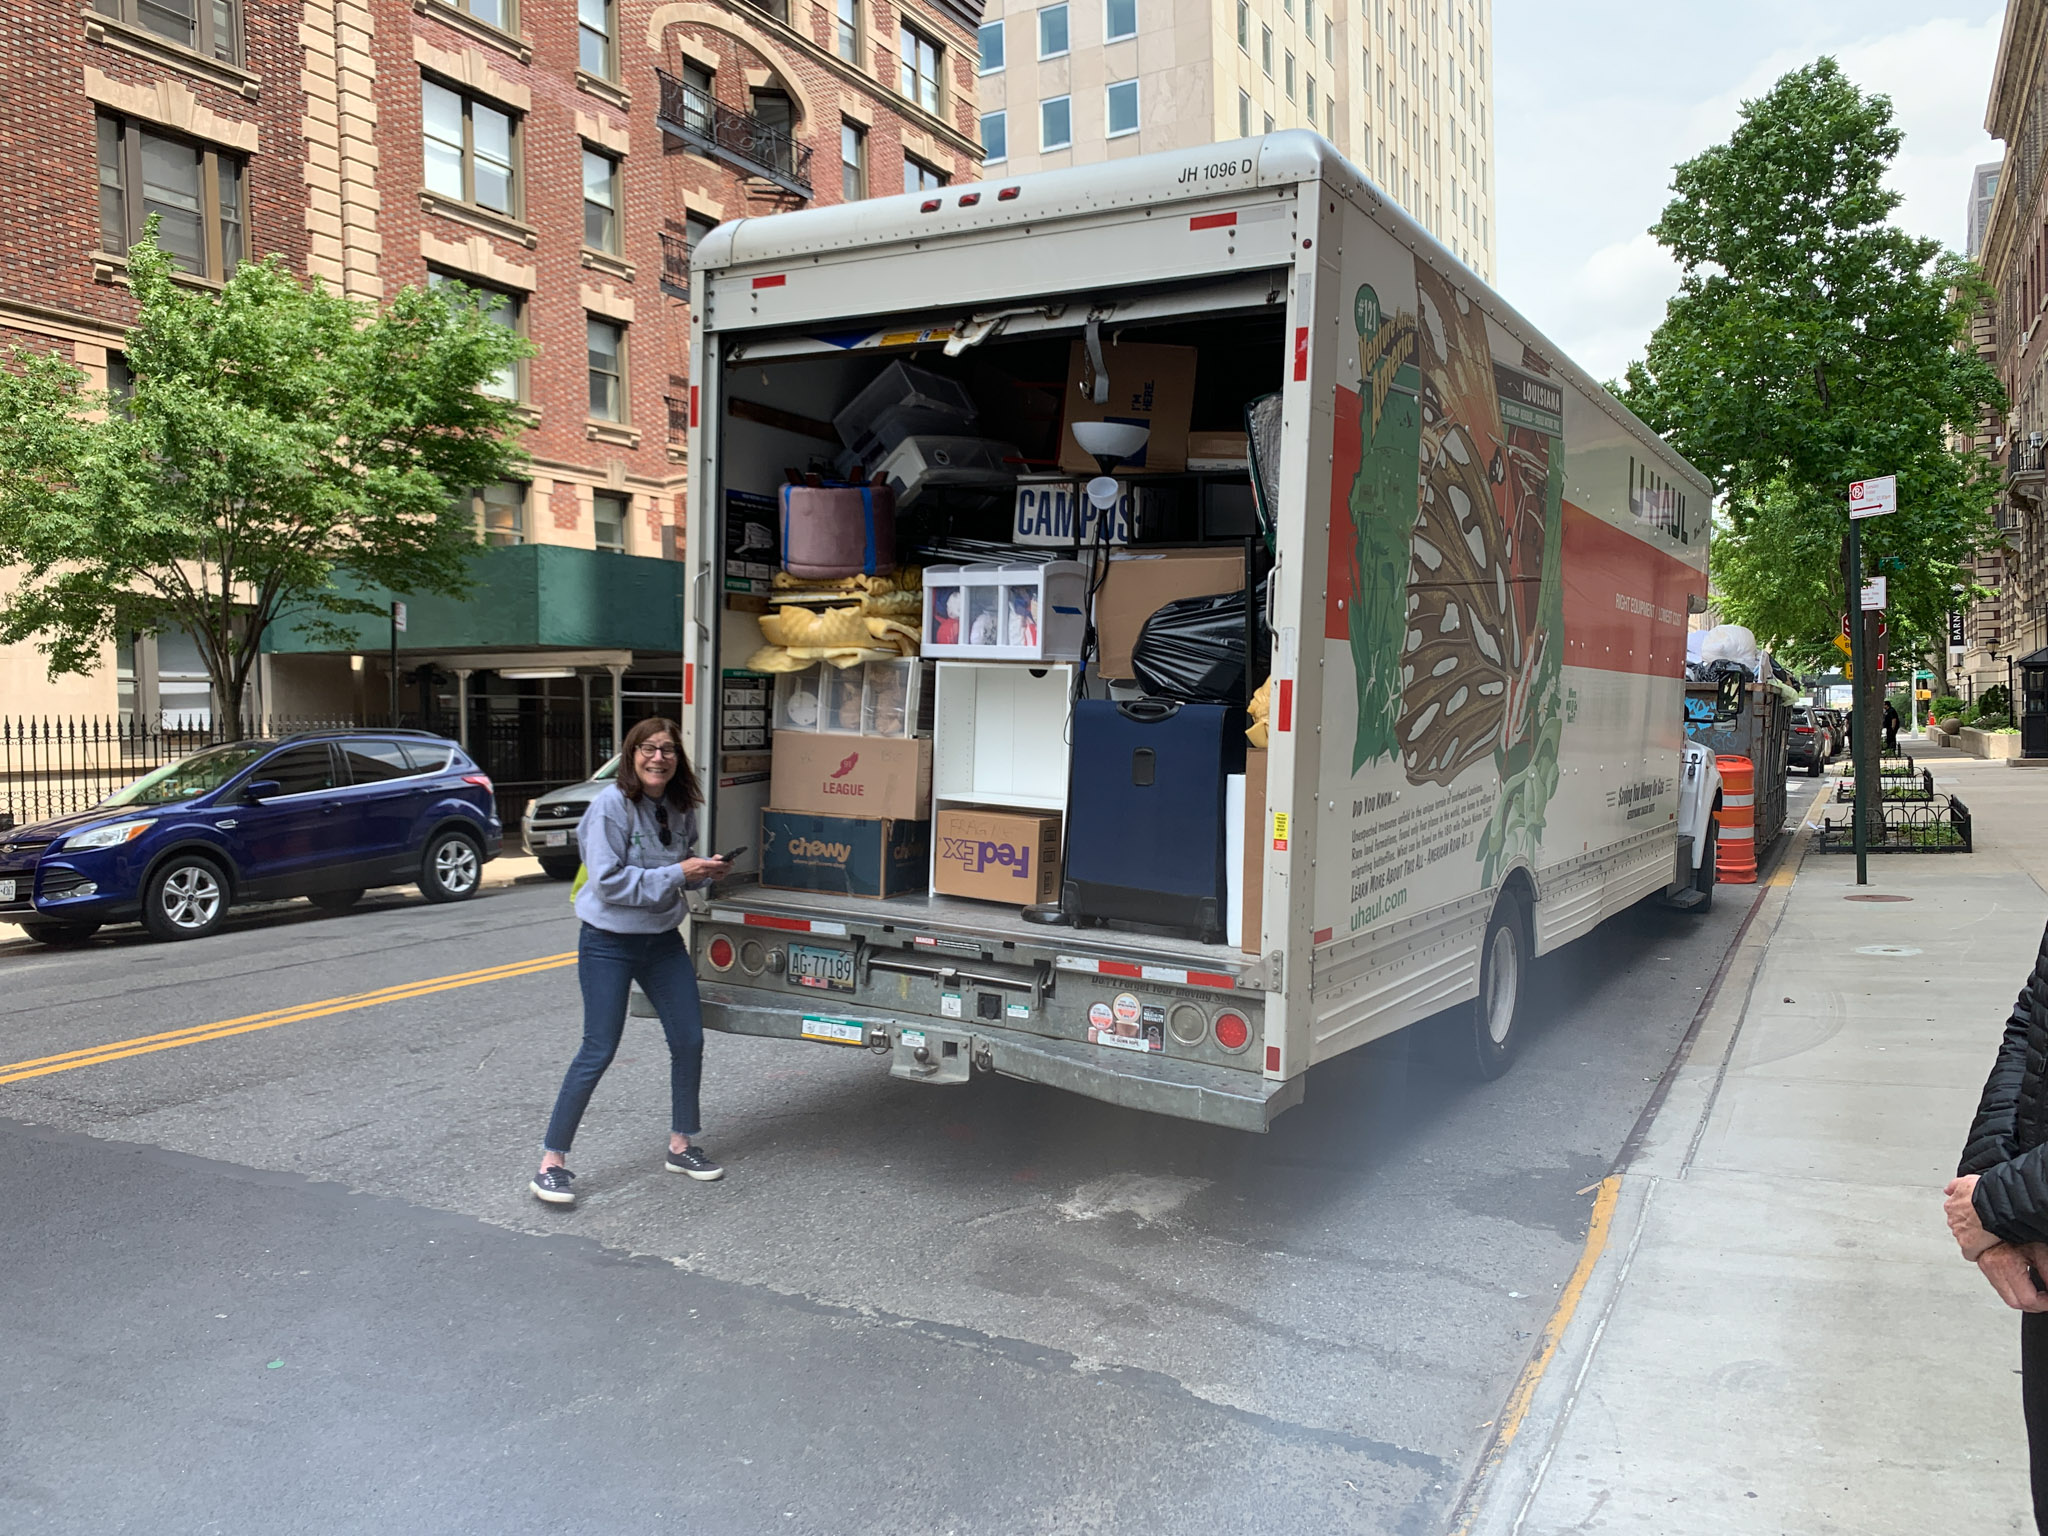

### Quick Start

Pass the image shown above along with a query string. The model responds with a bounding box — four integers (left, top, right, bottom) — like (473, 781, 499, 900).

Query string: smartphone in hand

(714, 845, 748, 863)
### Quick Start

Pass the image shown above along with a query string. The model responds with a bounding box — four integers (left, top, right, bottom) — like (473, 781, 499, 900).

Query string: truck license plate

(0, 878, 13, 902)
(801, 1015, 866, 1046)
(788, 943, 855, 992)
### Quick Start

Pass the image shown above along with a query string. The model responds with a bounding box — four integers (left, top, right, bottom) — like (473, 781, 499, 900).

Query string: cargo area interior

(707, 295, 1288, 971)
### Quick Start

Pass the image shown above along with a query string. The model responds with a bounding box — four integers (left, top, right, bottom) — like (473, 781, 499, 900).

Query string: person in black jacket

(1884, 698, 1902, 753)
(1951, 923, 2048, 1533)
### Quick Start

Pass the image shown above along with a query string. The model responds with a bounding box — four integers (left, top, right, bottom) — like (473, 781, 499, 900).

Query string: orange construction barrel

(1714, 755, 1757, 884)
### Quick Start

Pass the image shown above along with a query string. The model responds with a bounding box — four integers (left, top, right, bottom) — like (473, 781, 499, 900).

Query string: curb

(1446, 820, 1809, 1535)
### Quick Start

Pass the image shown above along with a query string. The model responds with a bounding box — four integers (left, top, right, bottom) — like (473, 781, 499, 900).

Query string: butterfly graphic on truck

(1332, 257, 1569, 895)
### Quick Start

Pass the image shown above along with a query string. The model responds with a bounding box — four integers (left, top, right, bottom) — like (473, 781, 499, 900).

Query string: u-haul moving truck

(676, 133, 1719, 1131)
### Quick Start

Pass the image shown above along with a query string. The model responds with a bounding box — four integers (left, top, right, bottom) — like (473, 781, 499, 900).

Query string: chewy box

(760, 810, 929, 899)
(933, 807, 1062, 906)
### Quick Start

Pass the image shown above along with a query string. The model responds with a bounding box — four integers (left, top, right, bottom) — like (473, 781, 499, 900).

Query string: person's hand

(1947, 1174, 2003, 1261)
(1977, 1242, 2048, 1313)
(681, 857, 729, 883)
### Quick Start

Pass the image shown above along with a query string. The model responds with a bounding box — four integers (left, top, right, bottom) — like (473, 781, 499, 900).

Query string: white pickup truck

(670, 132, 1720, 1131)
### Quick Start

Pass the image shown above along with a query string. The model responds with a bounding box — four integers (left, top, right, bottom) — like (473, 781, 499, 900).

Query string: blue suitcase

(1062, 698, 1240, 942)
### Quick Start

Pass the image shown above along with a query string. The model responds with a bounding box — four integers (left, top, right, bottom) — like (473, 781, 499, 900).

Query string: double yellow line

(0, 951, 576, 1086)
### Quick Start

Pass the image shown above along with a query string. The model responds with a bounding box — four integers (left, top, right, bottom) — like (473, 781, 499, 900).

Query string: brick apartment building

(0, 0, 983, 778)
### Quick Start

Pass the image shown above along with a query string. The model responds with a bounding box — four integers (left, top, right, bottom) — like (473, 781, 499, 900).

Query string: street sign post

(1842, 475, 1895, 885)
(389, 600, 406, 724)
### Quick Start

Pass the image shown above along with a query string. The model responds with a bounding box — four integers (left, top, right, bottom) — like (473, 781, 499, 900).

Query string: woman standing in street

(531, 716, 728, 1207)
(1949, 918, 2048, 1533)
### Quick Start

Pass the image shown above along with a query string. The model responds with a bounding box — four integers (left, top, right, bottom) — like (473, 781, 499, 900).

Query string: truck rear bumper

(686, 986, 1302, 1133)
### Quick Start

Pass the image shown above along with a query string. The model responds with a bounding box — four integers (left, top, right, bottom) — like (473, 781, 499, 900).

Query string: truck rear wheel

(1451, 895, 1530, 1081)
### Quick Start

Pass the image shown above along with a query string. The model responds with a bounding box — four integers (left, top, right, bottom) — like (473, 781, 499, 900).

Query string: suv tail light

(462, 773, 493, 790)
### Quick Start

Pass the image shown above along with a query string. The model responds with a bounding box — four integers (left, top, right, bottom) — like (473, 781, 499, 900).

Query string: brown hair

(615, 716, 701, 812)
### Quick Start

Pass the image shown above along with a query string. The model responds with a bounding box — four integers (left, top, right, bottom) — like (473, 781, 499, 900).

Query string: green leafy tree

(1619, 59, 2003, 661)
(0, 232, 530, 724)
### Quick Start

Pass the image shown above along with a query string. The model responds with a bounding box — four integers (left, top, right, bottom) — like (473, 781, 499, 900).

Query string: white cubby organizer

(930, 661, 1074, 815)
(922, 561, 1088, 662)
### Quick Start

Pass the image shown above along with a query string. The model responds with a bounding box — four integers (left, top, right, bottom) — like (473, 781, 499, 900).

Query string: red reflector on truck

(1293, 326, 1308, 381)
(689, 385, 699, 427)
(742, 913, 812, 932)
(1213, 1011, 1250, 1051)
(684, 662, 694, 706)
(1276, 679, 1293, 733)
(1190, 211, 1237, 231)
(752, 274, 786, 289)
(1265, 1046, 1281, 1073)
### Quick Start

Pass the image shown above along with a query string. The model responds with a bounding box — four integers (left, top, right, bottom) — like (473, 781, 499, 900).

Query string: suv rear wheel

(419, 829, 482, 903)
(143, 854, 229, 941)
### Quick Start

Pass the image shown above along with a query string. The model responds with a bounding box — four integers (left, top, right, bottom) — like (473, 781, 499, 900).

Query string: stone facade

(975, 0, 1493, 281)
(0, 0, 986, 717)
(1969, 1, 2048, 695)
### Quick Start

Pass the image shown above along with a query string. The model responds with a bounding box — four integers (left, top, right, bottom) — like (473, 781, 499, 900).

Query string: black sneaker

(665, 1144, 724, 1181)
(530, 1165, 577, 1205)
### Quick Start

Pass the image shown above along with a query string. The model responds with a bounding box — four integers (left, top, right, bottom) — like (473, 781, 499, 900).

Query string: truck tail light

(997, 186, 1021, 201)
(921, 199, 942, 212)
(958, 192, 981, 206)
(739, 939, 768, 975)
(706, 935, 736, 971)
(1213, 1011, 1251, 1052)
(1168, 1003, 1207, 1046)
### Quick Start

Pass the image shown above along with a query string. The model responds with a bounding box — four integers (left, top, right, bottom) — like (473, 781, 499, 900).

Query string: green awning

(262, 544, 688, 655)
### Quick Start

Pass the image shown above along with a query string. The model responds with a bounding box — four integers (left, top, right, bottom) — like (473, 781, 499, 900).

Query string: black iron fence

(1816, 793, 1973, 854)
(1834, 767, 1936, 803)
(0, 715, 351, 829)
(0, 711, 609, 836)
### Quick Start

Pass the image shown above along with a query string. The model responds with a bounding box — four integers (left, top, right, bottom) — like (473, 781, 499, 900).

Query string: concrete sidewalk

(1463, 739, 2047, 1535)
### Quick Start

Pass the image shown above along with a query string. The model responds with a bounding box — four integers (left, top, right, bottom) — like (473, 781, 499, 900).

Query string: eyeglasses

(636, 744, 679, 760)
(654, 801, 672, 847)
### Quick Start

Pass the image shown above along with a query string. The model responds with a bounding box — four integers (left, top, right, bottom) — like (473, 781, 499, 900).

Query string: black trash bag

(1131, 580, 1269, 705)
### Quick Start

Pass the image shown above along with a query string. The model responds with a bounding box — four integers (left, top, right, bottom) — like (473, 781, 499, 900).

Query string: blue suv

(0, 730, 502, 945)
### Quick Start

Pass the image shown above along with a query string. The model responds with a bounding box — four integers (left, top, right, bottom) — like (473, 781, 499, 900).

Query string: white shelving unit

(930, 661, 1075, 815)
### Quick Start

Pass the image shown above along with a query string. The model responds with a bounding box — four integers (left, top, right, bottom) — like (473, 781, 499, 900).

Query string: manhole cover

(1845, 894, 1913, 902)
(1856, 944, 1923, 957)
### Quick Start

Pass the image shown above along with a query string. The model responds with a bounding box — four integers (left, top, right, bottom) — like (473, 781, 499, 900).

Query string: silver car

(519, 754, 619, 880)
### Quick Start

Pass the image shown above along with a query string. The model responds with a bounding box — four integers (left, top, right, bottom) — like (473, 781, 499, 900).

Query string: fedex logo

(942, 837, 1032, 878)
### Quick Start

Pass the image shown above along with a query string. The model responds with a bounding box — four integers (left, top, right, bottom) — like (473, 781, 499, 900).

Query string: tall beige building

(970, 0, 1495, 281)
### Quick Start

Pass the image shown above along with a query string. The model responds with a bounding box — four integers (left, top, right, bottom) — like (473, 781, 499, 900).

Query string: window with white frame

(578, 0, 614, 77)
(582, 148, 620, 253)
(1106, 79, 1138, 137)
(1105, 0, 1135, 42)
(422, 77, 517, 215)
(977, 18, 1003, 71)
(841, 121, 866, 199)
(981, 109, 1007, 162)
(1038, 4, 1068, 58)
(899, 24, 941, 113)
(592, 490, 628, 553)
(1040, 94, 1072, 150)
(427, 271, 525, 401)
(836, 0, 860, 62)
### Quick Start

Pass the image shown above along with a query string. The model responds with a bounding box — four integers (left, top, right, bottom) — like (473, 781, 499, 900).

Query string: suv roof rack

(273, 726, 452, 743)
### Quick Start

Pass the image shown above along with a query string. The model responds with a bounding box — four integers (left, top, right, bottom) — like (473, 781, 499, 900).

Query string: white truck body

(677, 133, 1717, 1130)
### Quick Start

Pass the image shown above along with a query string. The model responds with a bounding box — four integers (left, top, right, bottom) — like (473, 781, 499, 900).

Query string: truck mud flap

(695, 986, 1301, 1133)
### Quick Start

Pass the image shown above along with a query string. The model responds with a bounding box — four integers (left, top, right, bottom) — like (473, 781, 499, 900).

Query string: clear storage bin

(922, 562, 1087, 662)
(773, 659, 931, 737)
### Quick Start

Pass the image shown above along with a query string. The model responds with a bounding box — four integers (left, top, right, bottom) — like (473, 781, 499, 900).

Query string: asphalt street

(0, 781, 1821, 1535)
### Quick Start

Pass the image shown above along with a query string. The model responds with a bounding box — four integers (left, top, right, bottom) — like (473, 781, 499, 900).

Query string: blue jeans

(543, 923, 705, 1155)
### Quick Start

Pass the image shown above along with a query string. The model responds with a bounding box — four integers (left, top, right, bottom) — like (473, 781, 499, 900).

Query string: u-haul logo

(790, 838, 852, 862)
(941, 838, 1032, 878)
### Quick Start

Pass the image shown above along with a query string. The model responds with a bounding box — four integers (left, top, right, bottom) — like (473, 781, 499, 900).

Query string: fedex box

(771, 733, 932, 820)
(933, 807, 1062, 906)
(761, 810, 929, 898)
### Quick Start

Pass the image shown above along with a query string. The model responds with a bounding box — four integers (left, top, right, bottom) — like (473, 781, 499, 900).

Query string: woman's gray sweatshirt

(573, 783, 709, 933)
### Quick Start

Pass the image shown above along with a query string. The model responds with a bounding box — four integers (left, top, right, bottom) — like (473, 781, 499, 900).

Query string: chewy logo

(790, 837, 851, 862)
(941, 837, 1031, 878)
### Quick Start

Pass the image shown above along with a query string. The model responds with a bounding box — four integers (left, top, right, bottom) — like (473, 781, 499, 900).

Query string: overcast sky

(1493, 1, 2007, 384)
